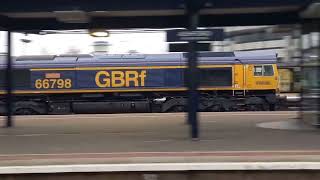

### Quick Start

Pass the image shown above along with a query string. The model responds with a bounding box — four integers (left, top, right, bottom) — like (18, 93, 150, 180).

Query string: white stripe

(0, 112, 296, 120)
(0, 162, 320, 174)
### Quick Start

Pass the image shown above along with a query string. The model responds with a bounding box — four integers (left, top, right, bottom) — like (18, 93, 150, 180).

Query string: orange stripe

(30, 65, 232, 71)
(0, 87, 244, 95)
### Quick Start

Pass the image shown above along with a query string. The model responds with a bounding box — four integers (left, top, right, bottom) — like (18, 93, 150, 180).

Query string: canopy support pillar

(5, 30, 13, 127)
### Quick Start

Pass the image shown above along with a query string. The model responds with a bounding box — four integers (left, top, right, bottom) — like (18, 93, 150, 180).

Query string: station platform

(0, 111, 320, 167)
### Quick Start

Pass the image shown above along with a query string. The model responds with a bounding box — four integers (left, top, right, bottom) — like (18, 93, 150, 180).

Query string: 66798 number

(35, 79, 72, 89)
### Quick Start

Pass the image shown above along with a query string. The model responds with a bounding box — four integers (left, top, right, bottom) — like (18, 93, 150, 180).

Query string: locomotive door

(245, 64, 277, 90)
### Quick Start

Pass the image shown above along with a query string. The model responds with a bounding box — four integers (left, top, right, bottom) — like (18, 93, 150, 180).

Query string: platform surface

(1, 111, 320, 166)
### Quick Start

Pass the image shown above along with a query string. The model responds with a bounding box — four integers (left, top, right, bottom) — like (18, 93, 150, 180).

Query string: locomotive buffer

(167, 13, 224, 139)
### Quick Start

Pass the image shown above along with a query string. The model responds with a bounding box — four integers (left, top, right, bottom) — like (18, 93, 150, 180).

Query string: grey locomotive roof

(0, 50, 277, 68)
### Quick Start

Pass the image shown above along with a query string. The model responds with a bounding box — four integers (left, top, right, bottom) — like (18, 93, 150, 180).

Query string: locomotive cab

(245, 64, 278, 93)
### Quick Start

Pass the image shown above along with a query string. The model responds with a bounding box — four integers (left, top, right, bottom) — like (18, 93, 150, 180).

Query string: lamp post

(89, 29, 109, 38)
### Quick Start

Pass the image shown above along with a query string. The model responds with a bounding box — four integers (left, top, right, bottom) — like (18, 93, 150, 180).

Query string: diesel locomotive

(0, 50, 279, 115)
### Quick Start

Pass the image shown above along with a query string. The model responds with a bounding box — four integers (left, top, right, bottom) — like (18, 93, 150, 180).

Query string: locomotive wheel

(269, 104, 276, 111)
(210, 105, 221, 112)
(245, 96, 269, 111)
(248, 105, 258, 111)
(15, 108, 37, 115)
(248, 103, 267, 111)
(171, 105, 186, 112)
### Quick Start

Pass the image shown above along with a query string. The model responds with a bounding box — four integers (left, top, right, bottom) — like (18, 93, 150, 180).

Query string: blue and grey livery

(0, 50, 278, 115)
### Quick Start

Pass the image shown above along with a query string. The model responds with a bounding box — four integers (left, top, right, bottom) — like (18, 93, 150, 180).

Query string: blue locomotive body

(0, 51, 278, 114)
(30, 68, 185, 91)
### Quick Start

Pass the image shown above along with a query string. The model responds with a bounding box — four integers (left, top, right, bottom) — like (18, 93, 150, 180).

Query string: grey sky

(0, 31, 168, 56)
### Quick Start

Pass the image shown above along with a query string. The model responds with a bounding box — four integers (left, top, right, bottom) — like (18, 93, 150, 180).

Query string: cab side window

(253, 65, 274, 76)
(254, 66, 263, 76)
(263, 65, 274, 76)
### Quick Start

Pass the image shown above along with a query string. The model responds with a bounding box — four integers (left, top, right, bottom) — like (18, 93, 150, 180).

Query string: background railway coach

(0, 50, 278, 115)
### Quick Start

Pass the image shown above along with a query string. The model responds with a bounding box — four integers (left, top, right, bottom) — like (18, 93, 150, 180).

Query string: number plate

(34, 78, 72, 89)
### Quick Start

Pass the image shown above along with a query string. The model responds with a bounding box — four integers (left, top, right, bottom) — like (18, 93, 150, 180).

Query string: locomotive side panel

(0, 68, 31, 91)
(78, 67, 184, 91)
(233, 64, 245, 90)
(245, 64, 278, 91)
(31, 70, 76, 91)
(199, 67, 233, 87)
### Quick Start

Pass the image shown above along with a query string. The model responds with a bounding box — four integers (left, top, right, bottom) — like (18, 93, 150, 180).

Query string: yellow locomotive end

(244, 64, 278, 92)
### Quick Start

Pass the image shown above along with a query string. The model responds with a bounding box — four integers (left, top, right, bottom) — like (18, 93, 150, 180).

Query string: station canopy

(0, 0, 316, 31)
